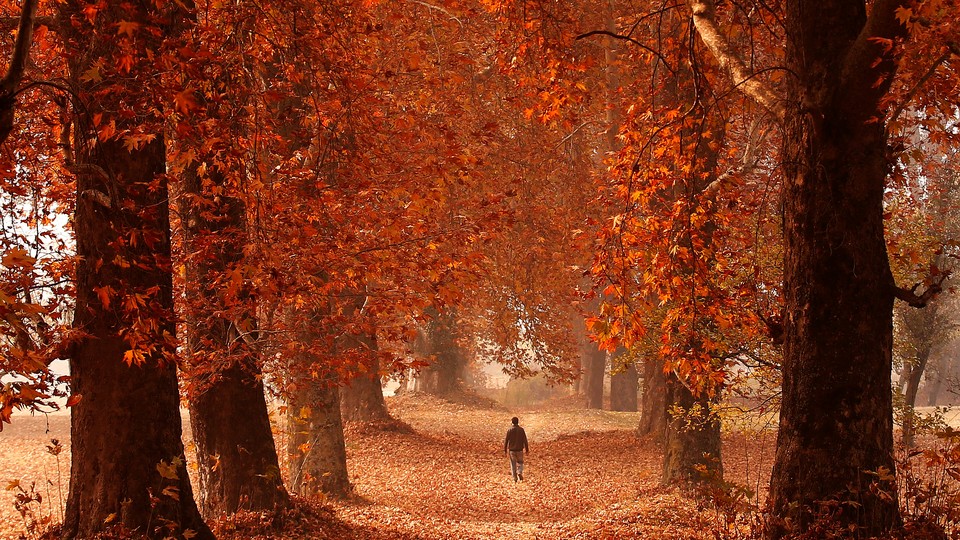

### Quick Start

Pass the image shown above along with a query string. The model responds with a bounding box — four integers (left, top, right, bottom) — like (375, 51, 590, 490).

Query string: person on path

(503, 416, 529, 482)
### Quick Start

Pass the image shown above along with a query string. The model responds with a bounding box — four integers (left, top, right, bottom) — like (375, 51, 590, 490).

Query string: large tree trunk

(188, 359, 289, 515)
(661, 373, 722, 484)
(767, 2, 906, 534)
(637, 358, 666, 439)
(63, 136, 212, 540)
(417, 310, 466, 395)
(287, 379, 351, 496)
(182, 148, 288, 517)
(59, 2, 211, 537)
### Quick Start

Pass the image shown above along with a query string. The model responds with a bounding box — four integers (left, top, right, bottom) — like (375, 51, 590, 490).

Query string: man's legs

(509, 450, 524, 482)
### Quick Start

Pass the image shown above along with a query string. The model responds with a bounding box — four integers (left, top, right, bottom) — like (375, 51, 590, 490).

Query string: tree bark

(417, 310, 467, 395)
(609, 351, 638, 412)
(767, 1, 908, 534)
(63, 137, 212, 540)
(341, 352, 390, 423)
(59, 1, 212, 537)
(581, 344, 605, 409)
(637, 358, 666, 439)
(181, 137, 288, 517)
(661, 373, 722, 484)
(188, 359, 289, 515)
(287, 379, 351, 497)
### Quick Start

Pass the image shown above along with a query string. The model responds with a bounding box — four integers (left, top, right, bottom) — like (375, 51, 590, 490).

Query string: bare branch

(575, 30, 675, 75)
(894, 272, 950, 308)
(687, 0, 785, 120)
(702, 119, 772, 199)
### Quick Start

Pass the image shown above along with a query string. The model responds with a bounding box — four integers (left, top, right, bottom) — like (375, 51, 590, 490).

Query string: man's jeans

(508, 450, 524, 481)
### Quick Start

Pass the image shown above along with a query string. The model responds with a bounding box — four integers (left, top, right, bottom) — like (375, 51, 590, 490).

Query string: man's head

(511, 417, 519, 426)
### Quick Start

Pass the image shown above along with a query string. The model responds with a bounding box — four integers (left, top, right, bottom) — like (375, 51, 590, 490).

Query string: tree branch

(686, 0, 785, 120)
(893, 272, 950, 308)
(575, 30, 675, 75)
(888, 50, 950, 127)
(0, 0, 39, 145)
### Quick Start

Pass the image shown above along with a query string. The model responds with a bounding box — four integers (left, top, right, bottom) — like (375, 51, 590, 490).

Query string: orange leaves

(122, 133, 157, 152)
(116, 20, 140, 37)
(92, 285, 115, 309)
(173, 87, 199, 115)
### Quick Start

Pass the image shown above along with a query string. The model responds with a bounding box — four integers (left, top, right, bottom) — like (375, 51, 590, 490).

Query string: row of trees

(0, 0, 957, 539)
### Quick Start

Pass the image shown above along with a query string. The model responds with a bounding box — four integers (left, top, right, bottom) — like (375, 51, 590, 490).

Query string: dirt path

(326, 394, 768, 539)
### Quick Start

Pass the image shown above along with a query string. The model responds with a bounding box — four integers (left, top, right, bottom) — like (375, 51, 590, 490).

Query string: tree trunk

(610, 360, 638, 412)
(287, 380, 351, 497)
(637, 358, 666, 439)
(767, 2, 906, 534)
(341, 354, 390, 422)
(417, 310, 466, 395)
(59, 1, 211, 536)
(582, 345, 605, 409)
(181, 139, 288, 516)
(63, 137, 212, 539)
(901, 348, 931, 448)
(188, 359, 288, 515)
(926, 353, 955, 407)
(661, 373, 722, 484)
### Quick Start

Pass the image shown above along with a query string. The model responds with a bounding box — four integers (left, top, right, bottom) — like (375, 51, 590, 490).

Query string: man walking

(503, 416, 529, 482)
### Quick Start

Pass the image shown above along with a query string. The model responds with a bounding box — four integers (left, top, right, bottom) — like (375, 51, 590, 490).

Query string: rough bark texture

(287, 380, 351, 497)
(59, 2, 212, 537)
(637, 358, 666, 439)
(188, 359, 288, 515)
(609, 358, 638, 412)
(63, 138, 212, 539)
(767, 1, 908, 534)
(661, 373, 722, 484)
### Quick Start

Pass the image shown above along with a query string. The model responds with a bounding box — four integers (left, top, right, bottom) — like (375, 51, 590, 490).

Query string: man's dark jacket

(504, 425, 529, 452)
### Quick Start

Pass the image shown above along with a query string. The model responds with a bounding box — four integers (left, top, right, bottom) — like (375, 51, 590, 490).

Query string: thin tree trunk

(926, 354, 955, 407)
(902, 347, 931, 448)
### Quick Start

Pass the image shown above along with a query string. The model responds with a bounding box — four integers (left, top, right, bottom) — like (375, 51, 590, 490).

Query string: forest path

(0, 393, 772, 539)
(328, 393, 728, 539)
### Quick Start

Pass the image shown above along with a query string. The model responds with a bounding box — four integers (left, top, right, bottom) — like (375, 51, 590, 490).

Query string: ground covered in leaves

(1, 393, 777, 539)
